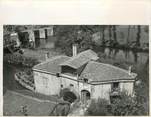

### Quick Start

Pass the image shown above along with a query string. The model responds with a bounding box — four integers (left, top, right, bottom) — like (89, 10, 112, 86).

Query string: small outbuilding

(19, 26, 54, 48)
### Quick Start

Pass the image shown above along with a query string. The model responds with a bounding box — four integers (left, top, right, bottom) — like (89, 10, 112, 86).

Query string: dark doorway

(45, 29, 48, 39)
(34, 30, 40, 47)
(81, 90, 90, 104)
(18, 32, 29, 47)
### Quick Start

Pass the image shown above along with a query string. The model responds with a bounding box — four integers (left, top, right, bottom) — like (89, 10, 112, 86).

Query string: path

(68, 106, 85, 116)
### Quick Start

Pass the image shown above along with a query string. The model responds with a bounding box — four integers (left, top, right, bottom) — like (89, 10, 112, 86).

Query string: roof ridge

(59, 49, 98, 69)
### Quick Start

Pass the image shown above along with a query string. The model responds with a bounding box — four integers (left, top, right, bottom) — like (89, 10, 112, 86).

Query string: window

(83, 78, 88, 83)
(61, 84, 63, 88)
(61, 66, 77, 76)
(113, 82, 119, 88)
(112, 82, 119, 91)
(70, 84, 74, 87)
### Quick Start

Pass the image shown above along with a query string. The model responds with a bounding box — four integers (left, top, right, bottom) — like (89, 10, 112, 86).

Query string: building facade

(33, 49, 137, 103)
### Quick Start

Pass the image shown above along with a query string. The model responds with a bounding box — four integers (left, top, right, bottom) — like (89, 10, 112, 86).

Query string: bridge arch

(60, 88, 77, 103)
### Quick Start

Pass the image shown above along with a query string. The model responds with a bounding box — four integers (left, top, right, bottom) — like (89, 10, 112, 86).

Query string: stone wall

(34, 71, 134, 101)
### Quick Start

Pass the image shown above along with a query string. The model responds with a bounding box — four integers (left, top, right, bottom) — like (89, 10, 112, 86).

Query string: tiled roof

(33, 49, 137, 82)
(60, 49, 98, 69)
(80, 61, 136, 82)
(33, 56, 70, 74)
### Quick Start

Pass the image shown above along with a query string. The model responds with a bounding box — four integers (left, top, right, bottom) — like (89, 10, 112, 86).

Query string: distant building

(19, 26, 54, 48)
(33, 45, 137, 103)
(4, 32, 21, 52)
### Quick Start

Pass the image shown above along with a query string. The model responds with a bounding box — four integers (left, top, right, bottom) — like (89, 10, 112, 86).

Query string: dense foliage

(4, 53, 40, 67)
(54, 25, 100, 56)
(86, 92, 148, 116)
(134, 60, 149, 115)
(4, 25, 149, 54)
(86, 98, 110, 116)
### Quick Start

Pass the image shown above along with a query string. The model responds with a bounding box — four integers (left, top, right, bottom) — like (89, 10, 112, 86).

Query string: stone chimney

(128, 66, 132, 75)
(72, 43, 78, 57)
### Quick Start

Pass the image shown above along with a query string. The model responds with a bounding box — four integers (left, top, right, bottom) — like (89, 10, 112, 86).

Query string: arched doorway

(81, 90, 91, 104)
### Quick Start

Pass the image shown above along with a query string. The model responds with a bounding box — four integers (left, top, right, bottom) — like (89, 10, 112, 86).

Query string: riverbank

(3, 49, 71, 116)
(15, 71, 35, 91)
(22, 48, 62, 62)
(3, 48, 63, 91)
(93, 44, 149, 53)
(4, 48, 63, 67)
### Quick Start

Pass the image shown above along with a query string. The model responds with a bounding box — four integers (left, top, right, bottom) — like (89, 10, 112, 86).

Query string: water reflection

(95, 47, 149, 68)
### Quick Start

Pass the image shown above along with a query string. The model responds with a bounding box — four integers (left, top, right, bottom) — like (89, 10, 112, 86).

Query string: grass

(15, 89, 65, 104)
(3, 90, 56, 116)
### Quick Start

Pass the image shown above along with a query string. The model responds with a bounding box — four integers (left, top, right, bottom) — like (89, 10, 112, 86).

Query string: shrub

(109, 92, 146, 116)
(86, 98, 110, 116)
(86, 92, 147, 116)
(4, 54, 40, 67)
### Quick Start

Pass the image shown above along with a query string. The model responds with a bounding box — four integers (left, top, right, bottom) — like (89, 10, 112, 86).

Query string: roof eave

(32, 68, 57, 76)
(89, 78, 136, 85)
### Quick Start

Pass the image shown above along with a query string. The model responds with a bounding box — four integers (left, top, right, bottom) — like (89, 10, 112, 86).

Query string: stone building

(19, 26, 54, 48)
(33, 45, 137, 103)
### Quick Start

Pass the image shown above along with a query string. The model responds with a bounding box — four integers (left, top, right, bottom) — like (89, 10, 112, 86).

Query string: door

(81, 90, 90, 104)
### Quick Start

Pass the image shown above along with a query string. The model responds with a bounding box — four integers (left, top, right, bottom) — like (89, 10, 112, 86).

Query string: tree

(109, 26, 112, 41)
(112, 25, 119, 47)
(86, 98, 110, 116)
(112, 25, 117, 43)
(127, 25, 131, 45)
(136, 25, 141, 47)
(54, 25, 79, 55)
(101, 26, 105, 46)
(109, 92, 146, 116)
(134, 60, 149, 115)
(54, 25, 95, 56)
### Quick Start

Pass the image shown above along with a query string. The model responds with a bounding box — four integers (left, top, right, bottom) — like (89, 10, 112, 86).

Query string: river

(94, 47, 149, 71)
(3, 63, 27, 92)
